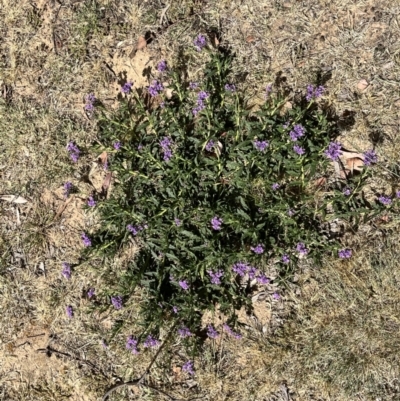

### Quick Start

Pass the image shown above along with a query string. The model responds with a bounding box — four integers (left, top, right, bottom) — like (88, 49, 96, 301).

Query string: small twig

(27, 333, 46, 339)
(159, 3, 171, 25)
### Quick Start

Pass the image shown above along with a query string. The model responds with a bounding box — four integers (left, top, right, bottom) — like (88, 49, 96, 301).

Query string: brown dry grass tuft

(2, 0, 400, 400)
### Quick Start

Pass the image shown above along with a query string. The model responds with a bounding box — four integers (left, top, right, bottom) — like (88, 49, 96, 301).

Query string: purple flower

(289, 124, 305, 141)
(206, 324, 219, 339)
(111, 295, 123, 310)
(179, 280, 190, 290)
(87, 288, 95, 298)
(273, 292, 280, 300)
(338, 248, 352, 259)
(396, 190, 400, 199)
(174, 218, 182, 227)
(63, 181, 73, 198)
(293, 145, 305, 155)
(225, 83, 236, 92)
(62, 262, 71, 279)
(324, 142, 342, 161)
(67, 142, 80, 163)
(148, 80, 164, 97)
(157, 60, 167, 72)
(265, 84, 273, 97)
(113, 141, 121, 150)
(143, 335, 160, 348)
(182, 360, 195, 375)
(211, 216, 223, 231)
(223, 324, 242, 339)
(272, 183, 280, 190)
(126, 336, 139, 354)
(306, 84, 325, 101)
(66, 305, 73, 318)
(172, 306, 179, 314)
(296, 242, 308, 256)
(282, 254, 290, 264)
(287, 209, 295, 216)
(193, 91, 210, 115)
(81, 233, 92, 247)
(208, 269, 224, 285)
(178, 327, 192, 338)
(194, 34, 206, 51)
(127, 224, 139, 235)
(160, 136, 173, 162)
(378, 195, 392, 205)
(87, 196, 96, 207)
(342, 187, 351, 196)
(85, 93, 96, 111)
(121, 81, 133, 94)
(138, 144, 143, 150)
(205, 140, 215, 151)
(253, 140, 269, 152)
(256, 273, 270, 285)
(232, 262, 249, 277)
(363, 149, 377, 166)
(189, 82, 198, 90)
(248, 266, 258, 279)
(250, 244, 264, 254)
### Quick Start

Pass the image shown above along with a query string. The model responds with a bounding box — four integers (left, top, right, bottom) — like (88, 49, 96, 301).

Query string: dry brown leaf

(346, 157, 364, 173)
(357, 79, 369, 91)
(246, 36, 255, 43)
(54, 195, 74, 220)
(98, 151, 108, 166)
(0, 195, 28, 204)
(137, 36, 147, 51)
(102, 172, 112, 194)
(314, 177, 327, 187)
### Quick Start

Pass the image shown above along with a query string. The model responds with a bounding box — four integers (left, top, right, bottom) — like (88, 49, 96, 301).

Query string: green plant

(82, 45, 388, 352)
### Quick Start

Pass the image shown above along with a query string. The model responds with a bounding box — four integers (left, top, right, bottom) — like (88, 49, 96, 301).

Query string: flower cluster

(211, 216, 223, 230)
(148, 80, 164, 97)
(113, 141, 121, 150)
(223, 324, 242, 339)
(378, 195, 392, 206)
(193, 91, 209, 115)
(127, 223, 148, 236)
(160, 136, 173, 162)
(296, 242, 309, 256)
(338, 248, 352, 259)
(67, 142, 80, 163)
(183, 360, 195, 375)
(85, 93, 95, 111)
(66, 305, 73, 318)
(143, 335, 160, 348)
(253, 140, 269, 152)
(178, 327, 192, 338)
(205, 140, 215, 151)
(126, 336, 139, 354)
(272, 183, 280, 191)
(363, 149, 377, 166)
(306, 84, 325, 101)
(157, 60, 167, 72)
(232, 261, 250, 277)
(81, 233, 92, 247)
(293, 145, 305, 155)
(325, 142, 342, 161)
(87, 196, 96, 207)
(63, 181, 73, 198)
(208, 269, 224, 285)
(251, 244, 264, 254)
(178, 280, 190, 290)
(121, 81, 133, 94)
(87, 288, 95, 298)
(62, 262, 71, 279)
(224, 83, 236, 92)
(282, 254, 290, 264)
(174, 218, 182, 226)
(194, 34, 206, 51)
(207, 324, 219, 339)
(189, 82, 198, 90)
(343, 188, 351, 196)
(111, 295, 123, 310)
(289, 124, 306, 141)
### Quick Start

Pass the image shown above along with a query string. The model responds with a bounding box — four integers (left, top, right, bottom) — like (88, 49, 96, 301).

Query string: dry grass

(1, 0, 400, 399)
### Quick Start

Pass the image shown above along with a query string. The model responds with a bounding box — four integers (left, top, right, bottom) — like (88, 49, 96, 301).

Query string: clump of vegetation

(78, 39, 388, 359)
